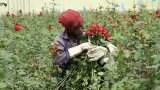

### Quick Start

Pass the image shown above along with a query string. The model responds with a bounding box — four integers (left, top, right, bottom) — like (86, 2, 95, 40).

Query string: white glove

(101, 57, 115, 65)
(80, 42, 92, 50)
(87, 46, 108, 61)
(107, 43, 117, 55)
(99, 43, 117, 65)
(68, 42, 92, 58)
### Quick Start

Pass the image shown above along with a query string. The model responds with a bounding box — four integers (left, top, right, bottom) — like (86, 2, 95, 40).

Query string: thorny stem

(55, 66, 77, 90)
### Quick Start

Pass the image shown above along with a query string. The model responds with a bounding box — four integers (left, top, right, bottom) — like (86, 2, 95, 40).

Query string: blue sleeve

(53, 37, 70, 68)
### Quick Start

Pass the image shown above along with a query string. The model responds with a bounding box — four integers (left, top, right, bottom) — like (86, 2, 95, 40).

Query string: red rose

(91, 20, 95, 24)
(103, 29, 110, 39)
(48, 24, 52, 30)
(112, 21, 117, 27)
(104, 33, 111, 40)
(6, 11, 10, 17)
(38, 12, 42, 16)
(14, 23, 21, 31)
(93, 24, 99, 30)
(123, 15, 127, 19)
(107, 18, 111, 22)
(89, 26, 94, 30)
(156, 10, 160, 17)
(86, 29, 94, 35)
(98, 26, 105, 35)
(87, 24, 111, 40)
(11, 14, 16, 18)
(103, 30, 109, 34)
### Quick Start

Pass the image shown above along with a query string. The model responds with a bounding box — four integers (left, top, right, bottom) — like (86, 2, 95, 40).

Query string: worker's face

(71, 22, 84, 38)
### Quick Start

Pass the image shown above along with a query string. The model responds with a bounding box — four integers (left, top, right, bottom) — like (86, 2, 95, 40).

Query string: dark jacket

(53, 31, 80, 69)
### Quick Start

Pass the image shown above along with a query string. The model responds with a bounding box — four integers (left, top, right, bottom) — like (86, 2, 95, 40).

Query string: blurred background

(0, 0, 160, 14)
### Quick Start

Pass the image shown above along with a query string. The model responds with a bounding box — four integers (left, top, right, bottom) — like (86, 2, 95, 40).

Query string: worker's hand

(100, 57, 115, 65)
(87, 46, 108, 61)
(80, 42, 92, 50)
(68, 42, 92, 58)
(107, 43, 117, 55)
(99, 43, 117, 65)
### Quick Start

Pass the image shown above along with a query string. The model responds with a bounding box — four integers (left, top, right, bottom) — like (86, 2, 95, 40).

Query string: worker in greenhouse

(50, 9, 91, 78)
(51, 9, 117, 77)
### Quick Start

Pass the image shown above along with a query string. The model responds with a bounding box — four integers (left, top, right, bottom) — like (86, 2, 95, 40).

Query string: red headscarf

(58, 9, 82, 32)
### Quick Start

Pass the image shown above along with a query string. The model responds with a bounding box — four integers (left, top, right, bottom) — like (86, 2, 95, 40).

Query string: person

(50, 9, 117, 89)
(49, 9, 92, 90)
(51, 8, 117, 73)
(51, 9, 92, 76)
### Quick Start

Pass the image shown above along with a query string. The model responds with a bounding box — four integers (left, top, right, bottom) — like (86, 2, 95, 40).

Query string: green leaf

(111, 80, 124, 90)
(144, 33, 150, 40)
(133, 50, 140, 61)
(123, 50, 130, 58)
(101, 87, 109, 90)
(104, 64, 116, 71)
(151, 54, 160, 64)
(136, 44, 143, 49)
(0, 70, 5, 79)
(51, 77, 58, 84)
(133, 21, 144, 27)
(98, 72, 104, 76)
(146, 64, 160, 69)
(100, 38, 105, 43)
(0, 50, 13, 61)
(0, 83, 7, 88)
(154, 85, 160, 90)
(18, 70, 26, 75)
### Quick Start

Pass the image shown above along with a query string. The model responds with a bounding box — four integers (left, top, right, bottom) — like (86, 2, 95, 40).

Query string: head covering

(58, 9, 82, 32)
